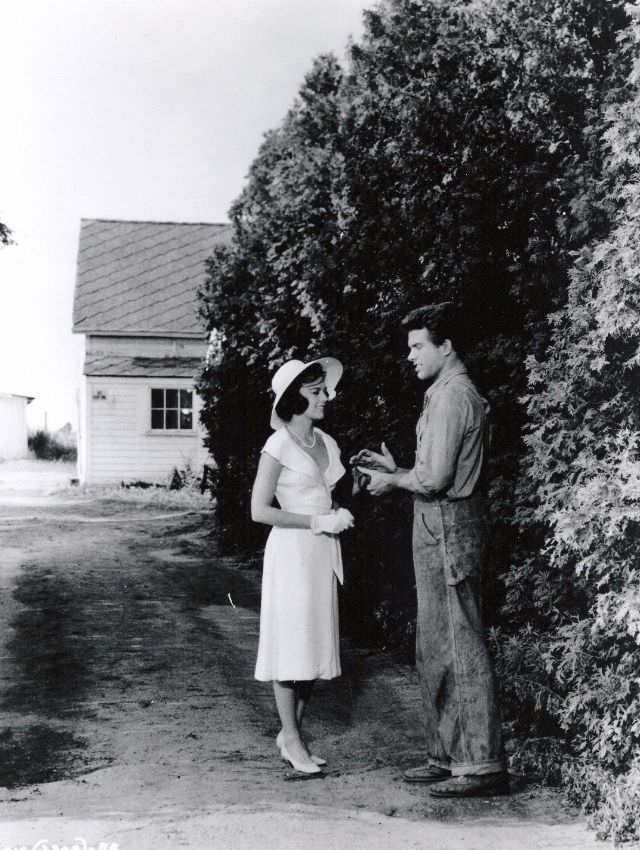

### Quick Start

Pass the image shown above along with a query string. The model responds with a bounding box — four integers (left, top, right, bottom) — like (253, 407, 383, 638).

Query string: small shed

(0, 393, 33, 460)
(72, 218, 232, 484)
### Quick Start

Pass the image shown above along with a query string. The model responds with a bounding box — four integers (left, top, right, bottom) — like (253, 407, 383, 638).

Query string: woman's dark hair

(275, 362, 326, 422)
(401, 301, 465, 353)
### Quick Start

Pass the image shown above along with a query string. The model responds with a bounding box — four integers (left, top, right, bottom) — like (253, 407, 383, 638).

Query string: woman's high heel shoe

(280, 742, 322, 774)
(276, 731, 327, 767)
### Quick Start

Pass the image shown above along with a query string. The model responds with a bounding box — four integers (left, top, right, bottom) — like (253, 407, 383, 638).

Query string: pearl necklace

(287, 426, 316, 449)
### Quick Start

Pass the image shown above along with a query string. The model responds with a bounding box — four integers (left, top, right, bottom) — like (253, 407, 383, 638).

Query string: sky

(0, 0, 370, 431)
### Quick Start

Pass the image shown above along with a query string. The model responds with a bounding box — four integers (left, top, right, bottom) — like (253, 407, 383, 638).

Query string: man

(353, 302, 507, 797)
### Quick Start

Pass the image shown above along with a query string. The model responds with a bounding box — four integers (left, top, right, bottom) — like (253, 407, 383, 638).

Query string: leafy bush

(566, 757, 640, 842)
(167, 463, 203, 491)
(28, 430, 77, 462)
(497, 8, 640, 840)
(0, 221, 11, 247)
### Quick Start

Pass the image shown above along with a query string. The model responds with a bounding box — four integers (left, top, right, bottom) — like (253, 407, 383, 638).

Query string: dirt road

(0, 462, 598, 849)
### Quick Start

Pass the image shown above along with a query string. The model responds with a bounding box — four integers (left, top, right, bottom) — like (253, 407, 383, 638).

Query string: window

(150, 388, 194, 431)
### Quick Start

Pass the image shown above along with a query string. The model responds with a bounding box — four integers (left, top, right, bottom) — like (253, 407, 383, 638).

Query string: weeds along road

(0, 483, 596, 849)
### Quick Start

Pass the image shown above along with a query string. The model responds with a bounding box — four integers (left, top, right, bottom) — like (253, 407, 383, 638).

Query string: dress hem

(254, 672, 341, 683)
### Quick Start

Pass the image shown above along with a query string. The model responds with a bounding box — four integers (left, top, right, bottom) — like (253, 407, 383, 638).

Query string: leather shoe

(403, 764, 451, 784)
(428, 771, 509, 798)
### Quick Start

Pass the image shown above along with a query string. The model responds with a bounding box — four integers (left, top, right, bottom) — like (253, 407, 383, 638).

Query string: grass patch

(58, 481, 213, 510)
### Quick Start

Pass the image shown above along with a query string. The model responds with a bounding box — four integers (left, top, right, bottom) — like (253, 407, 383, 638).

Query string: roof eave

(73, 328, 206, 339)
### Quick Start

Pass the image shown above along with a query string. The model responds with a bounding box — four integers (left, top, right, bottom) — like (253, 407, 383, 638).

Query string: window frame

(149, 386, 195, 433)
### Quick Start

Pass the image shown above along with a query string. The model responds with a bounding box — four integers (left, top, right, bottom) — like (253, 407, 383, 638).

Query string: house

(0, 393, 33, 460)
(72, 218, 232, 484)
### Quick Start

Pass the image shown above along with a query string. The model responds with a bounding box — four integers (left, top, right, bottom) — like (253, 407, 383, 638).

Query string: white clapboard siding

(86, 336, 206, 359)
(0, 394, 29, 460)
(72, 220, 232, 485)
(85, 377, 210, 484)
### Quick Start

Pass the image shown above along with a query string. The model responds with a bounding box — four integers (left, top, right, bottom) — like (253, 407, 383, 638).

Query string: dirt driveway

(0, 461, 598, 849)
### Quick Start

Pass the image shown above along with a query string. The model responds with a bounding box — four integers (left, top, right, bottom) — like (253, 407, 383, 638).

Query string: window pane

(180, 389, 192, 408)
(151, 388, 164, 408)
(180, 410, 193, 430)
(166, 389, 178, 408)
(165, 409, 178, 429)
(151, 409, 164, 429)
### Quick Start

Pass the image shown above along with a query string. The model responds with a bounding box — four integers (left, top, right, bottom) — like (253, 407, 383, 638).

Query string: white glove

(310, 508, 355, 535)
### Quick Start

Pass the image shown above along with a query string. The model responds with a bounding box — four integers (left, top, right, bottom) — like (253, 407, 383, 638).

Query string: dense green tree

(499, 6, 640, 838)
(0, 221, 11, 246)
(198, 0, 636, 833)
(200, 0, 628, 630)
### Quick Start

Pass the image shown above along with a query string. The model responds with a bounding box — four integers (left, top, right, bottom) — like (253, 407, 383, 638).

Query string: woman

(251, 357, 353, 775)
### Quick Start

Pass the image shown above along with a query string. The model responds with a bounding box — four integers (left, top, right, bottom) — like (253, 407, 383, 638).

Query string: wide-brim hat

(270, 356, 343, 430)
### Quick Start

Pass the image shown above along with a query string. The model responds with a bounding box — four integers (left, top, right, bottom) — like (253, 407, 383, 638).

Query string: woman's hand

(311, 508, 355, 535)
(350, 442, 397, 473)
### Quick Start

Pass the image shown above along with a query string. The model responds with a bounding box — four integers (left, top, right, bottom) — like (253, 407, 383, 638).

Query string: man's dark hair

(275, 362, 326, 422)
(401, 302, 464, 352)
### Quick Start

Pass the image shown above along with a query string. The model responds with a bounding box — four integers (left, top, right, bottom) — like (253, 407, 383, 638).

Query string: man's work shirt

(407, 365, 489, 500)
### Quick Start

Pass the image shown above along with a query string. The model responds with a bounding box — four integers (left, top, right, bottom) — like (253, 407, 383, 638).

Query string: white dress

(254, 426, 346, 682)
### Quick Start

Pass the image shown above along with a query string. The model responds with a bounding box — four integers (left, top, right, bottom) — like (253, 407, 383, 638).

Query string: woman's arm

(250, 452, 313, 529)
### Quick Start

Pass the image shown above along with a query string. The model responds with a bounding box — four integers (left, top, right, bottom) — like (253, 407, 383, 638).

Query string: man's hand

(350, 442, 397, 473)
(361, 468, 395, 496)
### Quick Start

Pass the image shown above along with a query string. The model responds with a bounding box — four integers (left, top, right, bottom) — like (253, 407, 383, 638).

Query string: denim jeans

(412, 494, 505, 776)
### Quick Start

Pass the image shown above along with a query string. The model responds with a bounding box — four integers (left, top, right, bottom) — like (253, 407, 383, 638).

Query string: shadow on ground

(0, 725, 88, 788)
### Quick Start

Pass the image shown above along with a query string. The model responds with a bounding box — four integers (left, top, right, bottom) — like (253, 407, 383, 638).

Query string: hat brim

(270, 356, 343, 430)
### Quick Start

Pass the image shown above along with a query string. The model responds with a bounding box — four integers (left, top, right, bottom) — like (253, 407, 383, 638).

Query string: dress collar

(276, 426, 344, 487)
(281, 427, 328, 482)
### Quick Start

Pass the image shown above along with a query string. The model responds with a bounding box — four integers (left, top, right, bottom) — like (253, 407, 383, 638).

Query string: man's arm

(363, 466, 422, 496)
(364, 390, 469, 497)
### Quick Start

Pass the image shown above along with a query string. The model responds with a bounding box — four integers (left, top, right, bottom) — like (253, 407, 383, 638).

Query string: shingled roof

(72, 219, 232, 337)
